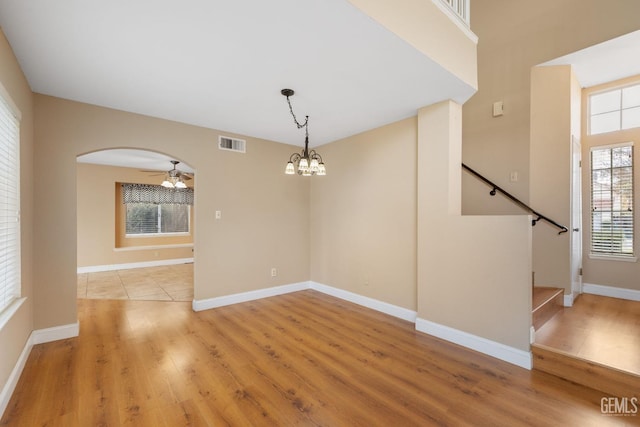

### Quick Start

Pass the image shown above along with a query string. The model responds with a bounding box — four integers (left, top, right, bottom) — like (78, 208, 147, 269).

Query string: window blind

(0, 89, 20, 314)
(590, 143, 634, 256)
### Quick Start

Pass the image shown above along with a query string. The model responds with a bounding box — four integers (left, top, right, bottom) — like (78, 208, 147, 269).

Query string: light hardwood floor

(535, 293, 640, 375)
(77, 263, 194, 301)
(2, 291, 635, 426)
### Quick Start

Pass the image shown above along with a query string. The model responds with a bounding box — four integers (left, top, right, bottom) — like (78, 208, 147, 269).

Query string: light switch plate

(492, 101, 504, 117)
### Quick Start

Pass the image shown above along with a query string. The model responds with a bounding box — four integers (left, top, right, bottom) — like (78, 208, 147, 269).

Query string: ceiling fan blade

(180, 174, 193, 180)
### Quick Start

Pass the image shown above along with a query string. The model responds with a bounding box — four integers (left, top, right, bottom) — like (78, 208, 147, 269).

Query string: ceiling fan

(142, 160, 193, 188)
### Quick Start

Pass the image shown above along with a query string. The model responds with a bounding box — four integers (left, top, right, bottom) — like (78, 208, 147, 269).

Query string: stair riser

(532, 291, 563, 330)
(532, 345, 639, 399)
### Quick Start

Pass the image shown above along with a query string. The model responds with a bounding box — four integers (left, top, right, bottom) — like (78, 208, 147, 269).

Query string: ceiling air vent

(218, 136, 246, 153)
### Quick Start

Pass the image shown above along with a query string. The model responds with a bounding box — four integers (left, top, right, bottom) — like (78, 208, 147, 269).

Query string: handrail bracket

(462, 163, 569, 235)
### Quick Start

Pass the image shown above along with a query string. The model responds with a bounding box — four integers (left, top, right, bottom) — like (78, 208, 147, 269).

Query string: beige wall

(0, 29, 35, 404)
(77, 163, 194, 268)
(530, 65, 574, 294)
(309, 118, 417, 310)
(463, 0, 640, 217)
(35, 95, 310, 329)
(418, 101, 532, 352)
(347, 0, 477, 90)
(310, 100, 533, 352)
(581, 75, 640, 291)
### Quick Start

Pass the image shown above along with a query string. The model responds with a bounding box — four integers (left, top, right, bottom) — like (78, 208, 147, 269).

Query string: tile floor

(77, 263, 193, 302)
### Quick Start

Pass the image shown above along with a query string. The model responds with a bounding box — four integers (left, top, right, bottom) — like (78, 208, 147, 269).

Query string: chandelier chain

(285, 95, 309, 138)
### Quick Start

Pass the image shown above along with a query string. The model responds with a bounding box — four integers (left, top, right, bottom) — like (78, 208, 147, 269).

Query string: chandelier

(282, 89, 326, 176)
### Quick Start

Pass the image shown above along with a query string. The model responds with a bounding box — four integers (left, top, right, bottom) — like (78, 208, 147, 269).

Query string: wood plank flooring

(77, 263, 193, 301)
(535, 293, 640, 375)
(2, 291, 637, 426)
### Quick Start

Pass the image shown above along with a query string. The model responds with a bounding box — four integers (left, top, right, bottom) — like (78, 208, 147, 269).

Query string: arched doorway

(76, 148, 195, 302)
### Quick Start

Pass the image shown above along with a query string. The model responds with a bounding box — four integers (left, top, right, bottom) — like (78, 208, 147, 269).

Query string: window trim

(589, 141, 635, 260)
(588, 83, 640, 135)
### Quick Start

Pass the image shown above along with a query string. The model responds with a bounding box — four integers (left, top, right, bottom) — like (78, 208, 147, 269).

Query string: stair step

(532, 286, 563, 330)
(532, 344, 639, 398)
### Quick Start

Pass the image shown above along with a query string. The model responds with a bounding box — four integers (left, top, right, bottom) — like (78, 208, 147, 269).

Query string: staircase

(532, 286, 563, 330)
(532, 344, 639, 398)
(531, 287, 640, 398)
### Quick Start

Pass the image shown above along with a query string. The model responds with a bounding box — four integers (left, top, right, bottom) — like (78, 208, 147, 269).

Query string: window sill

(588, 254, 637, 263)
(114, 243, 194, 252)
(0, 297, 26, 332)
(125, 232, 191, 238)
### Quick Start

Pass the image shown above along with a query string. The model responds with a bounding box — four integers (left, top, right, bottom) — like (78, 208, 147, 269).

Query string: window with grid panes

(589, 84, 640, 135)
(590, 143, 634, 257)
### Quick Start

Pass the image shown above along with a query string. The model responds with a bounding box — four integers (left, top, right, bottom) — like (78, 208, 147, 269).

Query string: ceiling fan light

(175, 179, 187, 189)
(161, 179, 174, 188)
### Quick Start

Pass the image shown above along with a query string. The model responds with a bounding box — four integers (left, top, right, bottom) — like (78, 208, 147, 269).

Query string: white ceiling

(0, 0, 475, 150)
(542, 30, 640, 88)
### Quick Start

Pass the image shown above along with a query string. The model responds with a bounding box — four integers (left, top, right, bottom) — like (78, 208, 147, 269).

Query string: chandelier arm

(309, 150, 323, 162)
(289, 152, 302, 163)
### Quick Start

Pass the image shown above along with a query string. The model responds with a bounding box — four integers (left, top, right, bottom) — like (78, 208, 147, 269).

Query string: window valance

(122, 183, 194, 205)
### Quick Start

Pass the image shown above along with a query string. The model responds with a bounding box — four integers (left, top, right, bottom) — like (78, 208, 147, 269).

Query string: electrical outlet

(215, 210, 222, 220)
(271, 268, 277, 277)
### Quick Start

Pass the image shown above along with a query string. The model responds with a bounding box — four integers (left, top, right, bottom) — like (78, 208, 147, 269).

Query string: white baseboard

(192, 280, 533, 371)
(563, 293, 575, 307)
(192, 280, 418, 324)
(32, 322, 80, 345)
(77, 257, 194, 274)
(192, 282, 309, 311)
(530, 326, 536, 344)
(0, 335, 32, 419)
(0, 321, 79, 419)
(415, 318, 532, 370)
(309, 282, 417, 323)
(583, 283, 640, 301)
(192, 281, 531, 369)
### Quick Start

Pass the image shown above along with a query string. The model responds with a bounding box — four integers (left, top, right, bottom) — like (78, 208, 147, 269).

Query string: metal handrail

(462, 163, 568, 235)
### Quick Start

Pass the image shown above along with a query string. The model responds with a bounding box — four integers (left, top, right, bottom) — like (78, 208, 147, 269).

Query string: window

(125, 203, 190, 235)
(121, 183, 193, 237)
(589, 84, 640, 135)
(0, 87, 21, 314)
(590, 143, 634, 257)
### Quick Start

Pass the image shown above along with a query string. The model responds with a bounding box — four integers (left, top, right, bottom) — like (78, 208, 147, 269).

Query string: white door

(570, 135, 583, 303)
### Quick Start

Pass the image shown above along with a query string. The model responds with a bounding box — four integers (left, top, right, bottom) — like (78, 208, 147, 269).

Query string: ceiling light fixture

(161, 160, 188, 188)
(282, 89, 326, 176)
